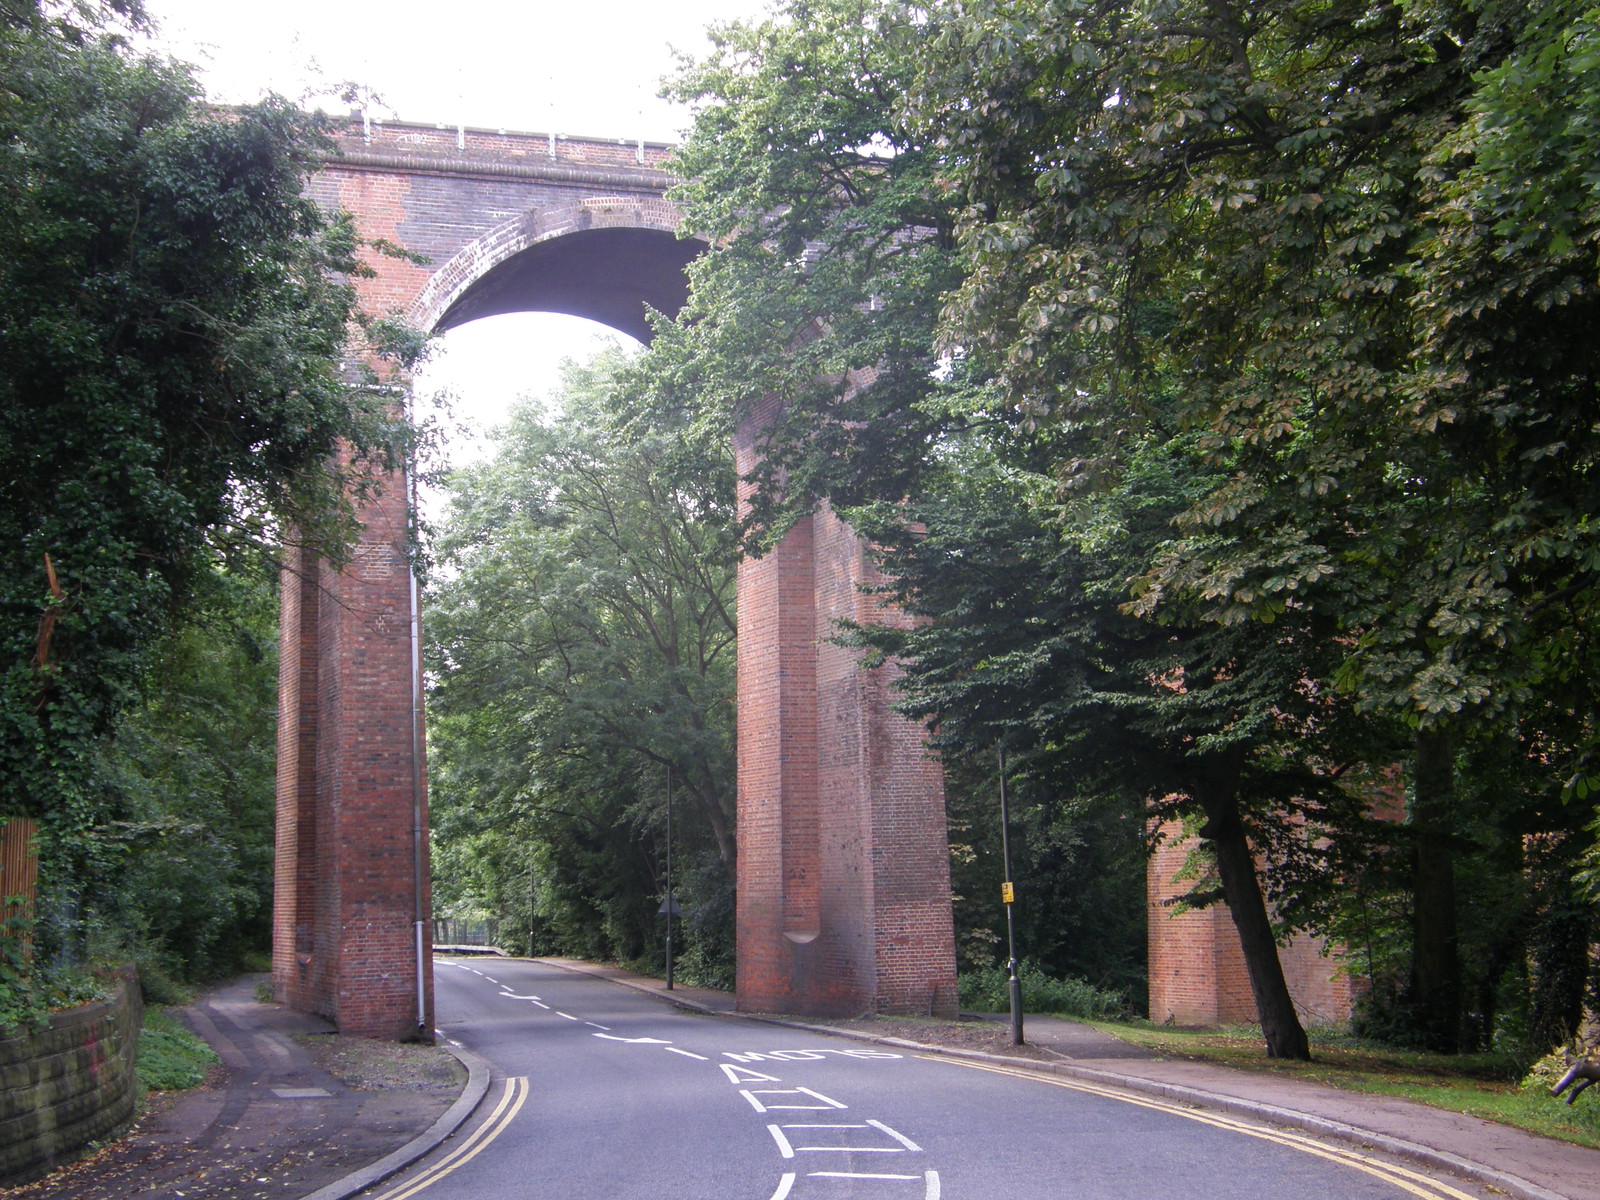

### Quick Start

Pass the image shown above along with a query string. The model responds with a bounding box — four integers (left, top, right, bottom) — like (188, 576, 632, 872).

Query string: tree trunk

(1409, 726, 1461, 1054)
(1197, 779, 1311, 1061)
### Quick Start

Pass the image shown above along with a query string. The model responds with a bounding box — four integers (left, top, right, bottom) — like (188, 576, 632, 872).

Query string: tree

(659, 0, 968, 542)
(0, 0, 408, 870)
(426, 351, 739, 979)
(849, 422, 1383, 1059)
(89, 558, 282, 985)
(911, 0, 1600, 1054)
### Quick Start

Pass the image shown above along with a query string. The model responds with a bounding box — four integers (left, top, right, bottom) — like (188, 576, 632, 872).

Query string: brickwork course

(280, 117, 1343, 1037)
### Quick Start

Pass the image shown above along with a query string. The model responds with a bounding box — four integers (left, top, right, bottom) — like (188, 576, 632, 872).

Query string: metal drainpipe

(405, 445, 428, 1037)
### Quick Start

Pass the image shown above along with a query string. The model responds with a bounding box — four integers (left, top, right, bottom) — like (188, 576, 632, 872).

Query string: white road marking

(584, 1022, 611, 1030)
(925, 1170, 941, 1199)
(739, 1087, 848, 1113)
(665, 1047, 709, 1060)
(499, 991, 542, 1001)
(555, 1011, 579, 1020)
(593, 1033, 672, 1044)
(722, 1049, 903, 1063)
(722, 1064, 782, 1084)
(868, 1119, 924, 1151)
(532, 1001, 550, 1009)
(775, 1122, 921, 1154)
(767, 1174, 796, 1200)
(766, 1125, 796, 1159)
(809, 1173, 919, 1181)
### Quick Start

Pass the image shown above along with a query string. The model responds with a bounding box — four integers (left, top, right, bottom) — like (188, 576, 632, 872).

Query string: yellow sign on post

(1001, 881, 1015, 905)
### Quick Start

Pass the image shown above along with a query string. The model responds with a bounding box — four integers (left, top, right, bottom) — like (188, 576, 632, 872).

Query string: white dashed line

(555, 1011, 579, 1020)
(806, 1177, 921, 1190)
(665, 1047, 709, 1061)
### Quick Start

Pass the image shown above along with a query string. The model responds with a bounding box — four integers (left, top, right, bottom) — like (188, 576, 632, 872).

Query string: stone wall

(0, 974, 142, 1185)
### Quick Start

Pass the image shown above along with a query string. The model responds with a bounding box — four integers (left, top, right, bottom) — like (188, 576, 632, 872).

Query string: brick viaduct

(276, 117, 1337, 1039)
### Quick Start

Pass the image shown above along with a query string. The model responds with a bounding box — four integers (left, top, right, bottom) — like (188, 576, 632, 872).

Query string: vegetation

(425, 350, 739, 986)
(635, 0, 1600, 1062)
(6, 0, 1596, 1085)
(959, 963, 1130, 1022)
(1088, 1020, 1600, 1150)
(137, 1008, 218, 1092)
(0, 0, 413, 1009)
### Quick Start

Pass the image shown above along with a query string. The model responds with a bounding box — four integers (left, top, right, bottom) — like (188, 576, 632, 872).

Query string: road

(359, 957, 1492, 1200)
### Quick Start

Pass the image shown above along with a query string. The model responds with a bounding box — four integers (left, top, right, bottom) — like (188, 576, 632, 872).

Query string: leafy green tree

(88, 560, 281, 986)
(426, 351, 738, 980)
(0, 0, 409, 927)
(660, 0, 968, 541)
(911, 0, 1600, 1054)
(850, 423, 1388, 1058)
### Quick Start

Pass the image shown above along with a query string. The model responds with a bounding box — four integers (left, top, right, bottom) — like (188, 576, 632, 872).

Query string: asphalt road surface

(359, 957, 1493, 1200)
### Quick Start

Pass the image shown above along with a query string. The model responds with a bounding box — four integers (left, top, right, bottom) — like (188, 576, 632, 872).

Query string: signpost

(999, 746, 1023, 1045)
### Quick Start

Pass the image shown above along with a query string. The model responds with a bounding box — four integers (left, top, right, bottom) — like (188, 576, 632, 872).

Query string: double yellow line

(371, 1076, 530, 1200)
(920, 1057, 1480, 1200)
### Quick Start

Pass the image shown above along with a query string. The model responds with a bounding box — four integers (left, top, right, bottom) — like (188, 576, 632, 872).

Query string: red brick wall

(281, 122, 957, 1032)
(278, 124, 695, 1037)
(1147, 818, 1356, 1028)
(735, 395, 958, 1017)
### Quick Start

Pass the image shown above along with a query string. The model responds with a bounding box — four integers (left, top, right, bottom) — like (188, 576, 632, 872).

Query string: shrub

(959, 960, 1128, 1020)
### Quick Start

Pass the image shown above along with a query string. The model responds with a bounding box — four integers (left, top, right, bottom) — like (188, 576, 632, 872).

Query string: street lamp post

(999, 746, 1024, 1045)
(664, 766, 675, 991)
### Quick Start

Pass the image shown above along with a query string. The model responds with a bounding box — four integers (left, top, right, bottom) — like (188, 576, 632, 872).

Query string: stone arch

(408, 197, 704, 342)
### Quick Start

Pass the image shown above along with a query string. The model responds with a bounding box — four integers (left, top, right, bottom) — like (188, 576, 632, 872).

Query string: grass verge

(1085, 1020, 1600, 1149)
(137, 1008, 218, 1091)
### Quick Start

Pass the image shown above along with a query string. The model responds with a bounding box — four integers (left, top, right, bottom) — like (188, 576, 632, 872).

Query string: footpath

(14, 959, 1599, 1200)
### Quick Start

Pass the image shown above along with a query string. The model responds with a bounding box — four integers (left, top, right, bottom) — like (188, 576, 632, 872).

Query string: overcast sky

(140, 0, 770, 474)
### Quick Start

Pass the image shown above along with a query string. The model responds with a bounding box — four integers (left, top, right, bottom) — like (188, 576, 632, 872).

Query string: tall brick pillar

(735, 396, 958, 1017)
(273, 466, 433, 1040)
(1147, 818, 1356, 1027)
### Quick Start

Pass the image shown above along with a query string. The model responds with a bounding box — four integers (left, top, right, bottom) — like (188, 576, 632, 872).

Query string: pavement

(15, 958, 1599, 1200)
(6, 976, 487, 1200)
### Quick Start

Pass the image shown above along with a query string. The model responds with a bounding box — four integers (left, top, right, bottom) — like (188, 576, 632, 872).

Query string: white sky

(141, 0, 770, 475)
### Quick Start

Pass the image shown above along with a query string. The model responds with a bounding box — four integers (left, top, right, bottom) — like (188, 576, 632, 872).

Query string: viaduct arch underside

(272, 119, 959, 1038)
